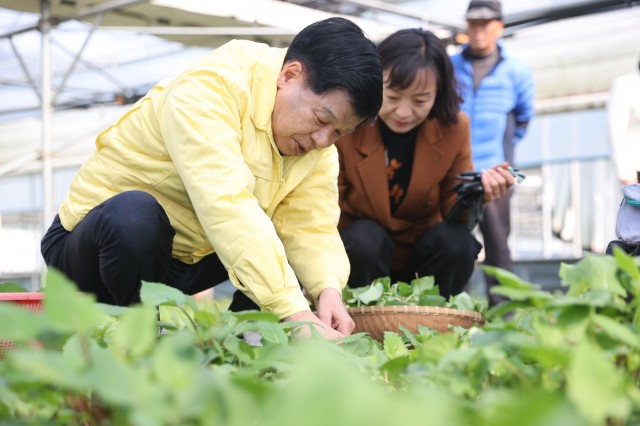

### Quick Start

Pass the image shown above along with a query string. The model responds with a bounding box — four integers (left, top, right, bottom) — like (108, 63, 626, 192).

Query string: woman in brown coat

(336, 29, 514, 297)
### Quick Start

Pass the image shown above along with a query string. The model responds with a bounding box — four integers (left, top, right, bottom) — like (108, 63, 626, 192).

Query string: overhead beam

(98, 26, 299, 36)
(504, 0, 640, 33)
(335, 0, 461, 35)
(0, 0, 147, 39)
(66, 0, 147, 22)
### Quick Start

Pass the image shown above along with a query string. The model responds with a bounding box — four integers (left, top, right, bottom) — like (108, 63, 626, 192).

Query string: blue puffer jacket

(451, 42, 536, 171)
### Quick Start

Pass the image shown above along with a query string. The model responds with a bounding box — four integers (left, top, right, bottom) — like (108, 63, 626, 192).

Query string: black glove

(445, 171, 484, 231)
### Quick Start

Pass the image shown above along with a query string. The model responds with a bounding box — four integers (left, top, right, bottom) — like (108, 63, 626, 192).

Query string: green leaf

(139, 281, 187, 307)
(335, 333, 373, 358)
(379, 355, 410, 380)
(383, 298, 406, 306)
(531, 317, 571, 350)
(411, 276, 435, 292)
(486, 299, 529, 318)
(62, 334, 92, 368)
(450, 292, 475, 311)
(152, 332, 200, 388)
(87, 344, 158, 407)
(417, 294, 446, 307)
(383, 331, 409, 359)
(521, 346, 570, 369)
(482, 266, 535, 289)
(111, 305, 158, 358)
(97, 303, 131, 317)
(43, 268, 107, 334)
(555, 305, 591, 332)
(439, 346, 478, 368)
(397, 282, 412, 297)
(613, 247, 640, 280)
(194, 309, 218, 327)
(417, 324, 438, 337)
(415, 332, 459, 363)
(0, 302, 49, 342)
(560, 255, 626, 298)
(223, 334, 256, 364)
(373, 277, 392, 292)
(592, 314, 640, 349)
(0, 282, 29, 293)
(256, 322, 288, 345)
(355, 282, 384, 305)
(567, 340, 631, 424)
(233, 311, 279, 323)
(490, 286, 554, 302)
(612, 247, 640, 297)
(547, 296, 601, 308)
(398, 326, 421, 348)
(7, 349, 89, 391)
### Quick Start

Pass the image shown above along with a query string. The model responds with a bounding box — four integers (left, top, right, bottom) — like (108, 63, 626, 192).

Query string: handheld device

(506, 166, 526, 184)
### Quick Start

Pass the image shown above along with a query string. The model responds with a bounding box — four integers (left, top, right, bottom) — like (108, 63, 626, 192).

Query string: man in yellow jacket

(40, 17, 383, 340)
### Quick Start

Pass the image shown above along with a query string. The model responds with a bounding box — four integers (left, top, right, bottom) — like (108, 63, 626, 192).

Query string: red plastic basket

(0, 292, 45, 356)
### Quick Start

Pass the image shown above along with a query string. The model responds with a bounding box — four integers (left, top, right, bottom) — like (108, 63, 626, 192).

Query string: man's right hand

(282, 310, 346, 340)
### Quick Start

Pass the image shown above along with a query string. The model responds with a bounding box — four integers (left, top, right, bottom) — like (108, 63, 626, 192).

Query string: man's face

(272, 62, 365, 156)
(466, 18, 504, 56)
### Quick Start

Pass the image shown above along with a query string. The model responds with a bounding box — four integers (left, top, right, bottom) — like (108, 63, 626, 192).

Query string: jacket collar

(461, 39, 505, 60)
(354, 119, 445, 227)
(355, 117, 445, 158)
(250, 46, 287, 132)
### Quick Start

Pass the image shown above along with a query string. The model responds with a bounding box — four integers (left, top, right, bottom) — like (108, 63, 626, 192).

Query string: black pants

(340, 219, 482, 298)
(41, 190, 257, 310)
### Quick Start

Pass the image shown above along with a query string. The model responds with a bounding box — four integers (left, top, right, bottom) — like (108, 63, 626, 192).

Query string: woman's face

(378, 67, 438, 134)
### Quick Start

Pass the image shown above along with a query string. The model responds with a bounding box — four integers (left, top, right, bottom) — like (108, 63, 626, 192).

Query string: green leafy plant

(0, 252, 640, 425)
(0, 282, 29, 293)
(342, 276, 487, 314)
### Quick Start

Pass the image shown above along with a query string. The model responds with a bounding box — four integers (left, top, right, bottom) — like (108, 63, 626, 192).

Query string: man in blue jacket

(451, 0, 535, 306)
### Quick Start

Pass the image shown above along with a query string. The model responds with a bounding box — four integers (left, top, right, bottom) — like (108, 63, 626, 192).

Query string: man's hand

(315, 288, 355, 336)
(282, 310, 346, 340)
(481, 162, 515, 203)
(282, 288, 355, 340)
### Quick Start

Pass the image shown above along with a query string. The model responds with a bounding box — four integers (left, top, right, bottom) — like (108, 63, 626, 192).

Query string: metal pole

(541, 121, 552, 259)
(41, 0, 54, 230)
(570, 160, 583, 258)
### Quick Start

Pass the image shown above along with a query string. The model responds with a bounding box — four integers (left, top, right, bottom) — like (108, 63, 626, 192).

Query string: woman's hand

(481, 162, 515, 203)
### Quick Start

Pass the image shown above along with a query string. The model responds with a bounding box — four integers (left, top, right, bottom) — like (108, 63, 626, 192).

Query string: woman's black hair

(377, 28, 461, 125)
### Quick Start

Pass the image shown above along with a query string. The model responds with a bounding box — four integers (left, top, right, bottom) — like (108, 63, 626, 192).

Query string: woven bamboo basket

(0, 292, 45, 357)
(347, 305, 484, 341)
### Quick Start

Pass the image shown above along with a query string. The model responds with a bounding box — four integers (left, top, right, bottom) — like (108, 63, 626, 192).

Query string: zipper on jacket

(277, 153, 285, 185)
(268, 130, 285, 185)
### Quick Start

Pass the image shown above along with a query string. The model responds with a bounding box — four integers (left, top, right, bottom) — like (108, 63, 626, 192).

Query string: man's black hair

(285, 17, 383, 121)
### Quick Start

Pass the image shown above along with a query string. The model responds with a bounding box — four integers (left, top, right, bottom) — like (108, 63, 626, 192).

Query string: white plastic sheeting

(506, 7, 640, 103)
(0, 228, 40, 275)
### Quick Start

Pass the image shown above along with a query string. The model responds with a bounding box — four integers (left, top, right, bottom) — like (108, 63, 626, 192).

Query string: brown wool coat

(336, 112, 473, 271)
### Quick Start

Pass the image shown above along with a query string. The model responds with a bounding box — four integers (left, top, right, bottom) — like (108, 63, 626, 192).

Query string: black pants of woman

(340, 219, 482, 298)
(41, 190, 258, 310)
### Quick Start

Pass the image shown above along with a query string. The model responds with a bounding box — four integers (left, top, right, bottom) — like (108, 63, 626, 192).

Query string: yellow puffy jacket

(58, 40, 349, 319)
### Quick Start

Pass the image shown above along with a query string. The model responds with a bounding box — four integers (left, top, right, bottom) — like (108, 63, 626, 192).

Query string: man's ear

(278, 61, 304, 87)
